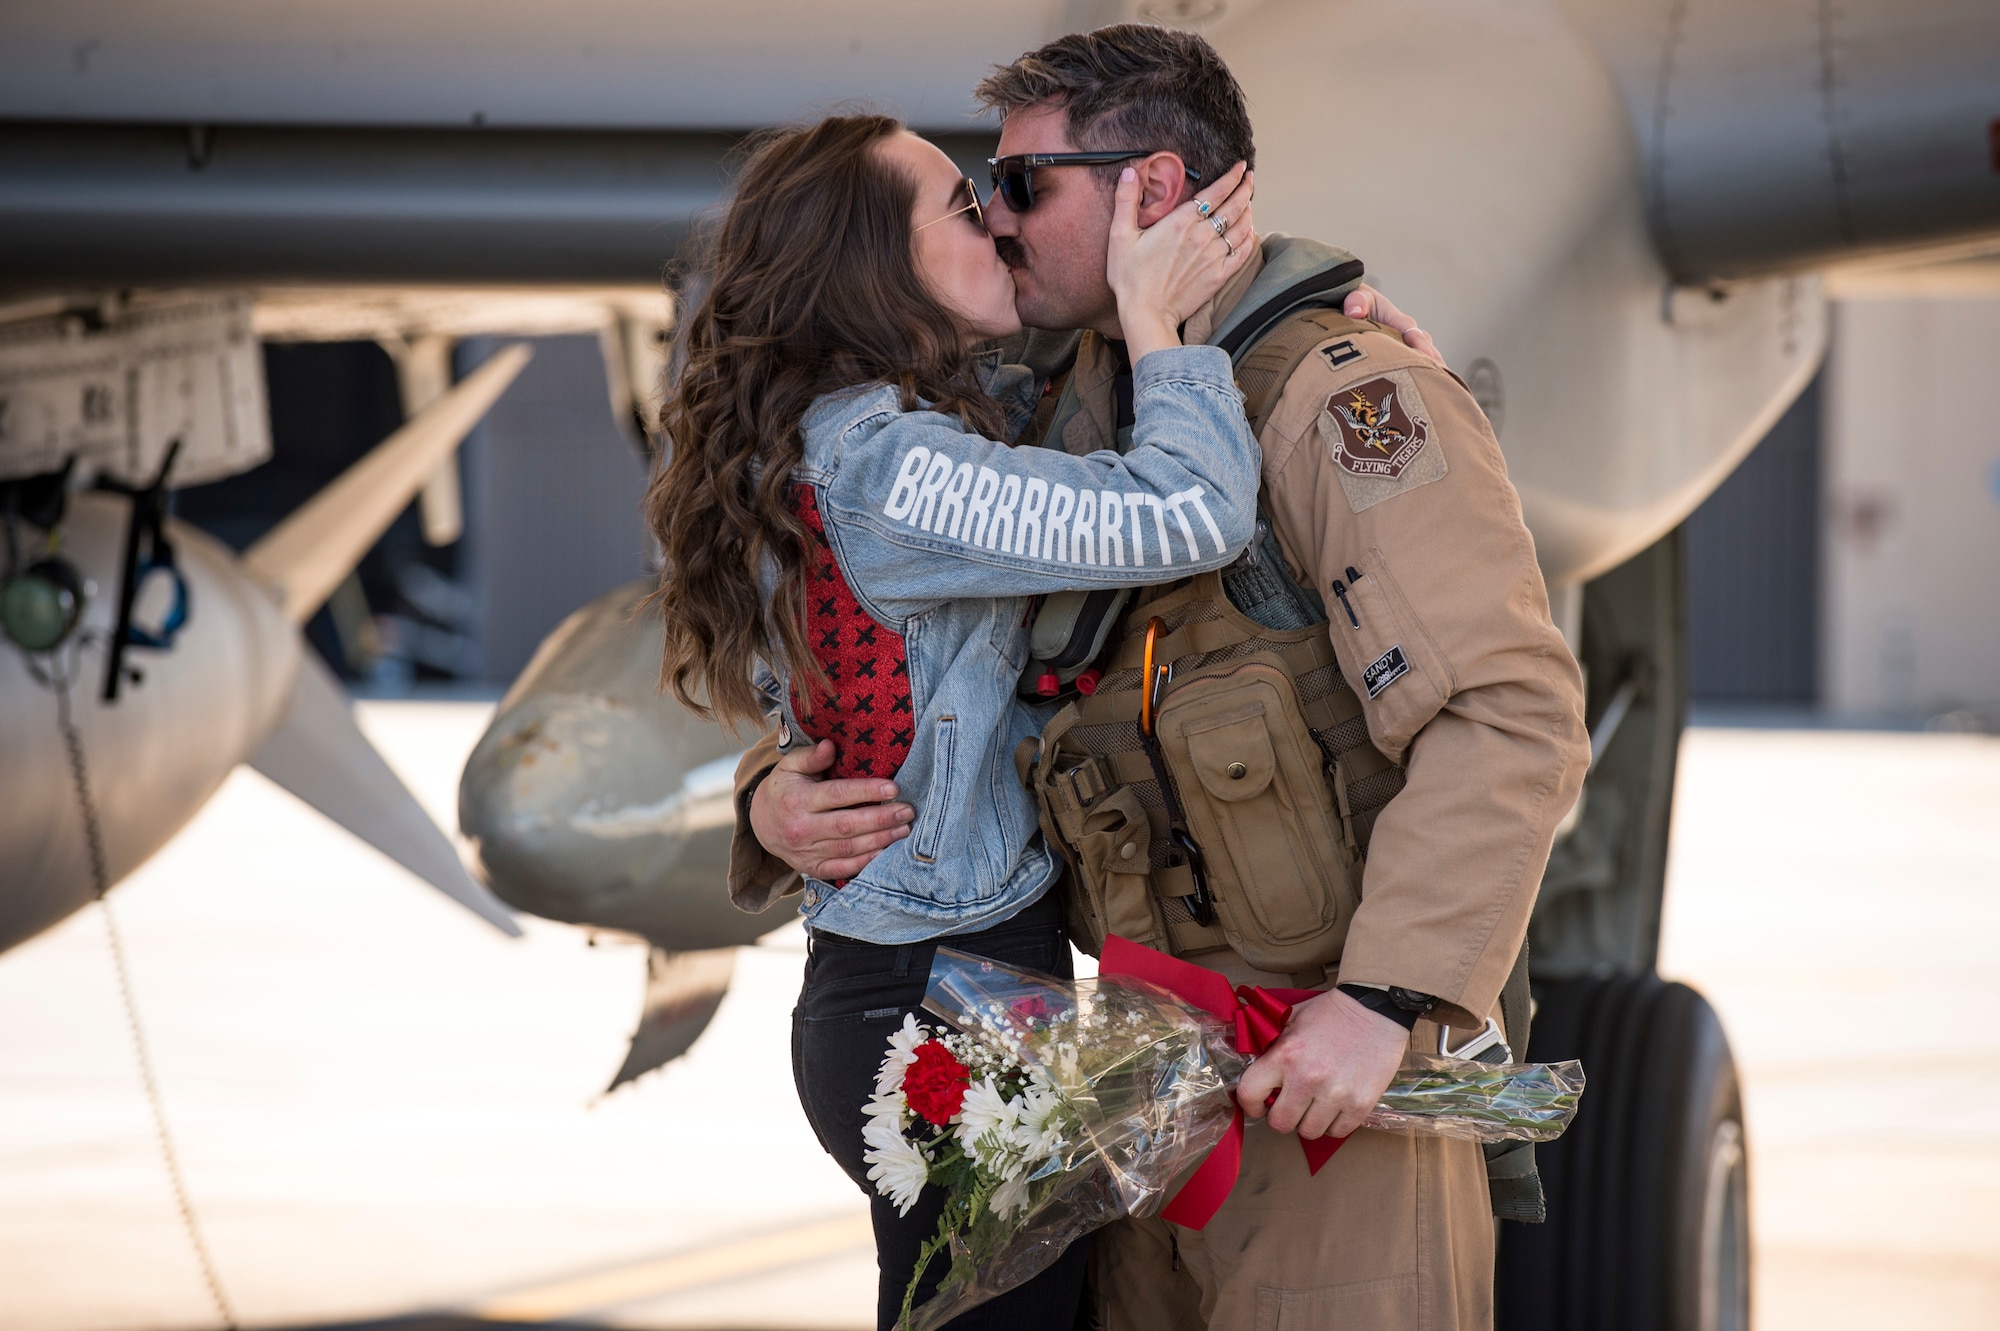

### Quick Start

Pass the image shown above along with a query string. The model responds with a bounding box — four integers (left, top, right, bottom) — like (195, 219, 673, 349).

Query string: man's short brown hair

(974, 24, 1255, 186)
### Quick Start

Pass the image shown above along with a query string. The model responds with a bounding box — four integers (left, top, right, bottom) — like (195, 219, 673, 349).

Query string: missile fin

(602, 946, 737, 1095)
(249, 648, 522, 936)
(242, 341, 532, 625)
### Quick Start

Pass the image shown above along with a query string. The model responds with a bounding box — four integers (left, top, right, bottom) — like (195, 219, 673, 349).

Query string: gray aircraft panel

(1562, 0, 2000, 279)
(0, 291, 270, 486)
(0, 0, 1060, 130)
(0, 124, 740, 287)
(0, 123, 995, 289)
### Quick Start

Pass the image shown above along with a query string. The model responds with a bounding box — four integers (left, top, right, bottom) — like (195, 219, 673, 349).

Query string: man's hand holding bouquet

(864, 938, 1584, 1330)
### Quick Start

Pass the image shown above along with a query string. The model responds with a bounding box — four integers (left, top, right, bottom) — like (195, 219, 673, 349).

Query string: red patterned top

(788, 485, 915, 781)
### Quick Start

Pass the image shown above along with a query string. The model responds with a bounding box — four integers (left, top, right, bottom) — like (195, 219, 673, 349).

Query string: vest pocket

(1074, 786, 1167, 948)
(1155, 663, 1356, 971)
(1034, 754, 1167, 954)
(910, 715, 956, 864)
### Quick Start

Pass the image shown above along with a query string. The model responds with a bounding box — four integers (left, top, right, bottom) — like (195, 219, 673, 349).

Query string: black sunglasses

(988, 151, 1203, 213)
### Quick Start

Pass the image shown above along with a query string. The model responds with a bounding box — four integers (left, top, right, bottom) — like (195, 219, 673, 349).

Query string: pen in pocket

(1330, 566, 1364, 628)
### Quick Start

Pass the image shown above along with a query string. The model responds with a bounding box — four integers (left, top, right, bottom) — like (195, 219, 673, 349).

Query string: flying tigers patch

(1316, 367, 1449, 512)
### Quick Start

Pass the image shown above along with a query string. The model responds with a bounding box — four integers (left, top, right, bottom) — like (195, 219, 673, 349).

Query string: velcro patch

(1316, 367, 1449, 512)
(1319, 339, 1365, 370)
(1363, 645, 1411, 698)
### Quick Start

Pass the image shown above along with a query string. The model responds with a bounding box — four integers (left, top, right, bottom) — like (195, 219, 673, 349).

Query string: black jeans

(792, 890, 1086, 1331)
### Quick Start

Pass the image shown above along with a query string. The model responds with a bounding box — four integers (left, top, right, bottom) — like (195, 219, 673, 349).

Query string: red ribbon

(1099, 934, 1347, 1230)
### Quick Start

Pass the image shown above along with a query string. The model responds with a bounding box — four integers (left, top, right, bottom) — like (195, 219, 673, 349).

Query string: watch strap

(1337, 982, 1425, 1030)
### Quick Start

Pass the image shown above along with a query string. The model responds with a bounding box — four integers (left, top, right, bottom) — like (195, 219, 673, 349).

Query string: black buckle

(1168, 825, 1216, 926)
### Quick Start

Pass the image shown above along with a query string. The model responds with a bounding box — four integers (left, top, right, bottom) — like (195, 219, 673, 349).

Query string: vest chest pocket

(1185, 713, 1275, 802)
(1155, 663, 1357, 972)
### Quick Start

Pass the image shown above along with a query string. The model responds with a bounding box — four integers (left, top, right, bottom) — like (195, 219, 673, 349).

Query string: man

(734, 25, 1588, 1331)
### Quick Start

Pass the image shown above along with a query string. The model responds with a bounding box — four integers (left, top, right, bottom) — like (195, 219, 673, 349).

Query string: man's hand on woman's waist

(750, 738, 915, 882)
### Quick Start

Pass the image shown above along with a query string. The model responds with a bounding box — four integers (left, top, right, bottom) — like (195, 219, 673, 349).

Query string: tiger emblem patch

(1316, 368, 1449, 512)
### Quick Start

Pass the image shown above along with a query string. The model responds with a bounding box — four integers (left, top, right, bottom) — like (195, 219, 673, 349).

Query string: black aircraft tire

(1496, 973, 1750, 1331)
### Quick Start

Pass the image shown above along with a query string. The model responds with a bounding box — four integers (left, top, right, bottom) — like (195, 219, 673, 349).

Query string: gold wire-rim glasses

(914, 177, 988, 235)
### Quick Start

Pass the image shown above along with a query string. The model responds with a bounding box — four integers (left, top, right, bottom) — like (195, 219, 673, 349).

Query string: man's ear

(1133, 152, 1192, 228)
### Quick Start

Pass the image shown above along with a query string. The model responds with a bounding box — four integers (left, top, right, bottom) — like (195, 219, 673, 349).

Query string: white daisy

(1014, 1085, 1068, 1161)
(861, 1089, 907, 1129)
(863, 1117, 932, 1217)
(874, 1014, 928, 1097)
(955, 1076, 1024, 1166)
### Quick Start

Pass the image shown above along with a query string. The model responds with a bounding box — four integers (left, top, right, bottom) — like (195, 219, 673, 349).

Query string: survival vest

(1019, 287, 1407, 979)
(1019, 276, 1549, 1222)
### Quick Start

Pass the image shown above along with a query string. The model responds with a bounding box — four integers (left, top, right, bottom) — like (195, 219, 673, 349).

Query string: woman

(645, 113, 1257, 1329)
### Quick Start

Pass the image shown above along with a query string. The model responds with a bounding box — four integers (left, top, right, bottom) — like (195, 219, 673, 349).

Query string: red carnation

(902, 1040, 972, 1125)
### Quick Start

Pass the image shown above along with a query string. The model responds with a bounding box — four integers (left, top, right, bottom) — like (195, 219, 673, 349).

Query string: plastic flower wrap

(1369, 1051, 1585, 1142)
(866, 943, 1584, 1331)
(863, 949, 1243, 1330)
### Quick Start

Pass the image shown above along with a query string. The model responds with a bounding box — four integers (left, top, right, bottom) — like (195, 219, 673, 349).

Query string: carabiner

(1139, 615, 1167, 736)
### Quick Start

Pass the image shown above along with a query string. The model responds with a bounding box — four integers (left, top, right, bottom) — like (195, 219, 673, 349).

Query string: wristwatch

(1337, 983, 1440, 1031)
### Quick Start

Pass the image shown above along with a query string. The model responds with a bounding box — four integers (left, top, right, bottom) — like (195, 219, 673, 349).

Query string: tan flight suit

(729, 725, 796, 911)
(729, 242, 1589, 1330)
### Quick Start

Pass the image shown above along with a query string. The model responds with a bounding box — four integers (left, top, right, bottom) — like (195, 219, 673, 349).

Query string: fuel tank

(457, 581, 768, 949)
(0, 493, 299, 951)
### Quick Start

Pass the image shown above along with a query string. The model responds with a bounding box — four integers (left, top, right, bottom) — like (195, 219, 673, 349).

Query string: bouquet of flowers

(864, 940, 1583, 1331)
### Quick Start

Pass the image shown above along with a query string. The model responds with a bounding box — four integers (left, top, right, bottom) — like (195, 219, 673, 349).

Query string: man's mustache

(993, 236, 1028, 269)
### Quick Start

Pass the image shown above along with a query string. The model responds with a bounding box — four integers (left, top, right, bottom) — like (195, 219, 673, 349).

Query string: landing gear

(1496, 973, 1750, 1331)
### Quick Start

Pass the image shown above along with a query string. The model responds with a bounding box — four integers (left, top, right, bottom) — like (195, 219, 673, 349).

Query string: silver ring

(1210, 214, 1229, 238)
(1224, 237, 1237, 258)
(1194, 199, 1213, 217)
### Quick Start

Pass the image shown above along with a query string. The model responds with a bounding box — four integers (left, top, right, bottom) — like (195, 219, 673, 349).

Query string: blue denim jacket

(760, 344, 1257, 943)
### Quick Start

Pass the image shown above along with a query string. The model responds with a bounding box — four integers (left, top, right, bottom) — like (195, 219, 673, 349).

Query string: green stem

(899, 1225, 951, 1331)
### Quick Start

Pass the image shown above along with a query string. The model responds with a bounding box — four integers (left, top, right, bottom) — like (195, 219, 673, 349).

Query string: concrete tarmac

(0, 704, 1995, 1330)
(1657, 723, 2000, 1329)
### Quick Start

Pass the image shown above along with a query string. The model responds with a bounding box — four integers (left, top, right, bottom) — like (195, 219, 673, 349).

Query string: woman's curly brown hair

(645, 114, 1007, 728)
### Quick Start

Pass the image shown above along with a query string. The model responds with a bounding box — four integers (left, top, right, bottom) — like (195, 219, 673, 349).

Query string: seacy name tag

(1363, 645, 1411, 698)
